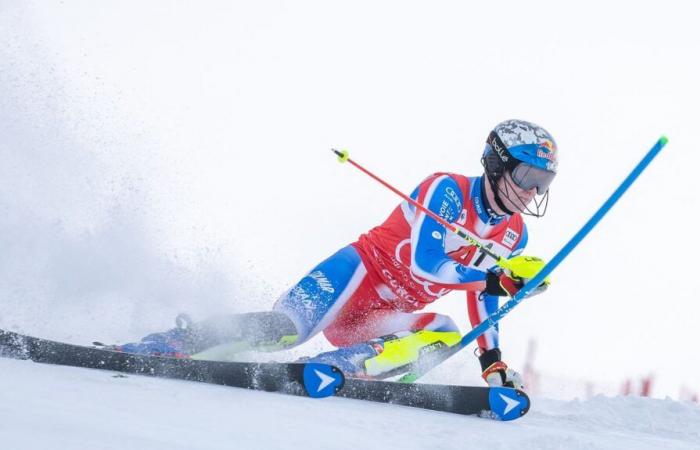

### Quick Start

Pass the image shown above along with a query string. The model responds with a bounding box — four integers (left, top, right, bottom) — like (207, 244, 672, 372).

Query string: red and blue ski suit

(274, 173, 527, 351)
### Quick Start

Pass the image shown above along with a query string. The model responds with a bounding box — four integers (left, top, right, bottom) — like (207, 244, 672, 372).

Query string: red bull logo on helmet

(536, 140, 556, 161)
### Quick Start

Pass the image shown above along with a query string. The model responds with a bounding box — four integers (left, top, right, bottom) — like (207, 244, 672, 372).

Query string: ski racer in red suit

(117, 119, 558, 389)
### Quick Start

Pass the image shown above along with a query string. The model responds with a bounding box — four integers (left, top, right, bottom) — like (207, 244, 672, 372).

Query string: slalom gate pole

(332, 137, 668, 383)
(396, 135, 669, 383)
(331, 149, 512, 270)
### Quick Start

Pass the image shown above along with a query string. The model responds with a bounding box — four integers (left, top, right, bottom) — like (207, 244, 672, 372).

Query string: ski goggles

(510, 163, 556, 195)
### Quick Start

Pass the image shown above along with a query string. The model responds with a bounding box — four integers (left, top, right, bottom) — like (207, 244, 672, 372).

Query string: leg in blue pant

(116, 245, 367, 358)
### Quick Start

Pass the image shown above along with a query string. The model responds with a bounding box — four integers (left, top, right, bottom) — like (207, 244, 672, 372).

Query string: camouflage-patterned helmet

(482, 119, 558, 195)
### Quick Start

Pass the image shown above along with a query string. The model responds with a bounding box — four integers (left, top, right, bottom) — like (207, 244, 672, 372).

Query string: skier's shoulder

(414, 172, 470, 210)
(417, 171, 472, 193)
(422, 171, 470, 184)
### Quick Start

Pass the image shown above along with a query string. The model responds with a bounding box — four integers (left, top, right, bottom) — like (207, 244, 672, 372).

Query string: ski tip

(487, 387, 531, 421)
(302, 363, 345, 398)
(659, 135, 669, 146)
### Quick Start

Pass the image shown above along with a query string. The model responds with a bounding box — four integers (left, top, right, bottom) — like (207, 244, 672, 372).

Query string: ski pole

(331, 149, 513, 271)
(397, 135, 669, 383)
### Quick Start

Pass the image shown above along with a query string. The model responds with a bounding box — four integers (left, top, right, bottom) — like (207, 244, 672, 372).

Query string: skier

(117, 119, 557, 389)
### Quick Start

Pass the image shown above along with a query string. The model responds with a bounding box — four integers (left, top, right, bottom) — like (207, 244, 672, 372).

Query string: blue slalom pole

(400, 135, 669, 383)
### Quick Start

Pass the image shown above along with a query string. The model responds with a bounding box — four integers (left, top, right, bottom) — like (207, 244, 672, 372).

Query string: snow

(2, 0, 700, 448)
(1, 357, 699, 450)
(2, 0, 699, 400)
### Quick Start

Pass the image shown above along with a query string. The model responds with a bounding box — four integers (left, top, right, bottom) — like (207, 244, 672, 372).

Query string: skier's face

(497, 170, 538, 213)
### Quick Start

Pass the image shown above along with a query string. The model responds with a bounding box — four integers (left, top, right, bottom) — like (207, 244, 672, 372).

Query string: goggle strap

(487, 131, 520, 172)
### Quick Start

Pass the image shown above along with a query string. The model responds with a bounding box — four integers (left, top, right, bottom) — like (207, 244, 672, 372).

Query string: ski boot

(107, 314, 197, 358)
(306, 330, 461, 378)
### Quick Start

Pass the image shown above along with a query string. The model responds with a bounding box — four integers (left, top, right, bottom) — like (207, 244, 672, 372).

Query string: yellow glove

(503, 255, 550, 286)
(486, 255, 550, 298)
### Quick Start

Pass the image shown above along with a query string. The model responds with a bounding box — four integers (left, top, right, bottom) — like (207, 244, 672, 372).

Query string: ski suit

(274, 173, 527, 352)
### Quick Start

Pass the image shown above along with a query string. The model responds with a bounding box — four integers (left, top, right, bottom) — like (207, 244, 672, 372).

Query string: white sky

(1, 0, 699, 398)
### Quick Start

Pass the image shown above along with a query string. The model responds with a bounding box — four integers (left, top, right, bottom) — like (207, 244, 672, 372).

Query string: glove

(478, 348, 525, 390)
(484, 255, 550, 298)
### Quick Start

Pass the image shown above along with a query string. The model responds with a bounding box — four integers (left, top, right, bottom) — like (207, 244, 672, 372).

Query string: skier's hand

(483, 362, 525, 390)
(478, 348, 525, 390)
(505, 255, 548, 282)
(485, 270, 520, 297)
(485, 255, 549, 297)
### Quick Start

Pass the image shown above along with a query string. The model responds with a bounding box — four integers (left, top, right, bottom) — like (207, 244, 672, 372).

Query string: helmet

(481, 119, 558, 216)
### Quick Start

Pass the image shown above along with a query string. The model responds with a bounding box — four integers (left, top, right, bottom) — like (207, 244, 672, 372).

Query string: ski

(0, 329, 528, 419)
(337, 378, 530, 421)
(0, 329, 344, 399)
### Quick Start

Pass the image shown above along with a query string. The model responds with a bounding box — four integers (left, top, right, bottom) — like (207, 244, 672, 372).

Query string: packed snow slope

(1, 358, 698, 450)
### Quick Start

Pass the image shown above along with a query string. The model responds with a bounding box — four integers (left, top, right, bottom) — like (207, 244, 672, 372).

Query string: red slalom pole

(331, 149, 507, 266)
